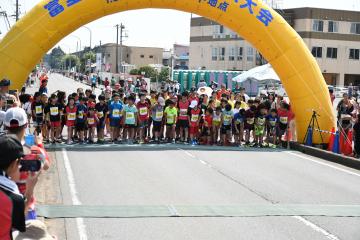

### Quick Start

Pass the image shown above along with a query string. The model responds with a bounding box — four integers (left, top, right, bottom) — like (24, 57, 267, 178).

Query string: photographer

(4, 107, 50, 220)
(0, 135, 39, 239)
(0, 78, 19, 111)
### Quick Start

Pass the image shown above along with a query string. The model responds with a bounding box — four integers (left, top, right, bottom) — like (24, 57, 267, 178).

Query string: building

(163, 44, 190, 70)
(189, 8, 360, 86)
(98, 43, 163, 73)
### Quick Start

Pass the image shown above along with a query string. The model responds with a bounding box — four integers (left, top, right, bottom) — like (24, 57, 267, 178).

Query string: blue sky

(0, 0, 359, 51)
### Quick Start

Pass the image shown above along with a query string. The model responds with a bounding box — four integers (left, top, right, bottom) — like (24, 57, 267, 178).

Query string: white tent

(232, 64, 280, 83)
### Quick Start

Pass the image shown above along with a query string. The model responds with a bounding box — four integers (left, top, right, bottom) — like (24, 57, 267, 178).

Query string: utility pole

(115, 24, 119, 73)
(115, 23, 126, 74)
(119, 23, 125, 74)
(15, 0, 19, 21)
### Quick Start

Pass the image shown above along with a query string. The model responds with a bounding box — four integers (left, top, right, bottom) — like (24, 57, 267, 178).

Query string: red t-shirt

(137, 101, 149, 121)
(189, 108, 201, 127)
(65, 106, 77, 125)
(277, 109, 295, 125)
(0, 190, 12, 240)
(188, 96, 199, 104)
(204, 115, 213, 128)
(178, 101, 190, 120)
(87, 113, 99, 127)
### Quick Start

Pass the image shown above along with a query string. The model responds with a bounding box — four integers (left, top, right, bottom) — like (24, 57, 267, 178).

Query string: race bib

(213, 115, 221, 122)
(50, 107, 58, 116)
(156, 111, 163, 119)
(167, 114, 174, 123)
(126, 112, 135, 120)
(35, 105, 42, 114)
(180, 109, 188, 116)
(191, 115, 199, 122)
(68, 112, 76, 120)
(78, 111, 84, 119)
(258, 118, 266, 125)
(113, 109, 120, 118)
(139, 107, 148, 116)
(270, 120, 277, 127)
(224, 114, 231, 122)
(247, 118, 255, 125)
(280, 117, 288, 124)
(88, 118, 95, 125)
(97, 111, 104, 119)
(235, 118, 243, 124)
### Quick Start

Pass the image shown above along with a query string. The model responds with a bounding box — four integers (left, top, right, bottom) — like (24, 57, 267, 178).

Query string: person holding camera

(0, 78, 19, 111)
(0, 135, 39, 240)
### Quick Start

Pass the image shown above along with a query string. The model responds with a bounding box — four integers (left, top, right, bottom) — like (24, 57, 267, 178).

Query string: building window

(312, 20, 324, 32)
(107, 54, 111, 57)
(140, 55, 144, 58)
(328, 21, 339, 33)
(247, 47, 254, 62)
(211, 47, 218, 61)
(219, 47, 225, 61)
(350, 23, 360, 34)
(311, 47, 322, 58)
(349, 49, 360, 60)
(237, 47, 243, 60)
(229, 47, 235, 61)
(326, 48, 337, 59)
(149, 55, 153, 59)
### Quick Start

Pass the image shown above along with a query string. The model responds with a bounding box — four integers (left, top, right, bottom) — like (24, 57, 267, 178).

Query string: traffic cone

(327, 127, 335, 151)
(305, 128, 313, 146)
(332, 131, 340, 154)
(343, 130, 353, 156)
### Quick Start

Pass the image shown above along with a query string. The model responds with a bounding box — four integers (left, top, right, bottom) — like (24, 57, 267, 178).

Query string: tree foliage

(138, 66, 157, 79)
(61, 54, 80, 70)
(158, 67, 170, 82)
(49, 47, 65, 69)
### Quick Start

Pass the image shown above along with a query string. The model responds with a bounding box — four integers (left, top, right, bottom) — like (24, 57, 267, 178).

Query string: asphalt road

(48, 149, 360, 240)
(31, 74, 360, 240)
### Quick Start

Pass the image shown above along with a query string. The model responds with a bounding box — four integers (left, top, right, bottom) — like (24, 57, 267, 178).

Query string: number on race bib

(68, 112, 76, 120)
(35, 106, 42, 114)
(126, 112, 135, 119)
(280, 117, 288, 124)
(139, 107, 148, 116)
(156, 111, 163, 119)
(191, 115, 199, 122)
(113, 109, 120, 118)
(50, 107, 58, 116)
(88, 118, 95, 125)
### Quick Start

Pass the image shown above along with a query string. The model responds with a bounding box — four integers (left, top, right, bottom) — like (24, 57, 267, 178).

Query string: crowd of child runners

(25, 75, 296, 148)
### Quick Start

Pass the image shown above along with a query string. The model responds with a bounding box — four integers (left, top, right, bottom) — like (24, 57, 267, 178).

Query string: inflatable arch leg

(0, 0, 336, 143)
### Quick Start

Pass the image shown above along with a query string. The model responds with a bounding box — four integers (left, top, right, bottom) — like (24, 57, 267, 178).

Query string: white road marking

(286, 151, 360, 178)
(293, 216, 340, 240)
(62, 148, 88, 240)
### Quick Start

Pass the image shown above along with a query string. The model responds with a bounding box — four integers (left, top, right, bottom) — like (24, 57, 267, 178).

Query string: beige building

(189, 8, 360, 86)
(99, 43, 163, 73)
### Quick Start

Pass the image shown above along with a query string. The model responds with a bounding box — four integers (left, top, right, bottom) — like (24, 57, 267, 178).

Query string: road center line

(286, 151, 360, 178)
(62, 148, 88, 240)
(293, 216, 340, 240)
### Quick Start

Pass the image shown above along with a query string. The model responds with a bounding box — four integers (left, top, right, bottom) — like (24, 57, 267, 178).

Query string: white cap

(189, 100, 198, 109)
(5, 107, 27, 128)
(158, 97, 165, 106)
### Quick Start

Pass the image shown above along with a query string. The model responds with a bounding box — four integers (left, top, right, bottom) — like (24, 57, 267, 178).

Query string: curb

(290, 142, 360, 170)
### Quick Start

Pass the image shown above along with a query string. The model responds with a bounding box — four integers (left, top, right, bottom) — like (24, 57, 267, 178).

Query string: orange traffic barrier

(327, 127, 335, 151)
(343, 130, 353, 156)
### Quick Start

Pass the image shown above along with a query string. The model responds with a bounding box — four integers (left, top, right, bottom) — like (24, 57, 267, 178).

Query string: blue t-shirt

(76, 104, 88, 122)
(109, 101, 123, 119)
(124, 105, 138, 125)
(222, 110, 233, 126)
(233, 112, 244, 125)
(266, 115, 278, 127)
(91, 76, 97, 84)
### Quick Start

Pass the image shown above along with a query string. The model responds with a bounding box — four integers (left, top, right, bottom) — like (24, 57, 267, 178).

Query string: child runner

(123, 96, 138, 144)
(137, 93, 150, 144)
(31, 92, 44, 136)
(65, 97, 77, 144)
(189, 100, 201, 145)
(244, 101, 256, 145)
(212, 106, 222, 145)
(254, 104, 267, 147)
(164, 100, 178, 143)
(220, 104, 233, 146)
(277, 102, 292, 144)
(87, 105, 99, 143)
(233, 109, 245, 146)
(151, 97, 165, 143)
(266, 109, 279, 147)
(44, 94, 63, 144)
(177, 92, 190, 143)
(109, 93, 123, 143)
(76, 97, 88, 144)
(201, 108, 213, 145)
(40, 93, 49, 142)
(95, 95, 109, 144)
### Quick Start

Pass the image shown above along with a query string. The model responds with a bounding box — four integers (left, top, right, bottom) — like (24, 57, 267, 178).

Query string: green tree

(80, 51, 96, 72)
(61, 54, 80, 70)
(49, 46, 65, 69)
(158, 67, 170, 82)
(139, 66, 157, 80)
(129, 69, 140, 75)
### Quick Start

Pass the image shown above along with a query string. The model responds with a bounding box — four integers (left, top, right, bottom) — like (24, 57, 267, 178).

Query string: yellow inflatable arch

(0, 0, 335, 143)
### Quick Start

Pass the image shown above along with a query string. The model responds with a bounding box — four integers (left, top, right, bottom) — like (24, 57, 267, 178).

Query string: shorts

(220, 125, 231, 135)
(244, 124, 254, 131)
(178, 119, 189, 128)
(125, 124, 136, 129)
(34, 118, 43, 127)
(138, 120, 148, 128)
(76, 122, 86, 131)
(233, 124, 243, 135)
(50, 121, 61, 128)
(110, 118, 121, 128)
(152, 121, 162, 132)
(189, 126, 199, 135)
(166, 123, 175, 127)
(66, 120, 75, 127)
(202, 127, 211, 136)
(97, 121, 105, 130)
(254, 125, 265, 136)
(91, 83, 96, 88)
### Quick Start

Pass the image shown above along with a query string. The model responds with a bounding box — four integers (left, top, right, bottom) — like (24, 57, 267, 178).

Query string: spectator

(353, 114, 360, 158)
(329, 89, 335, 105)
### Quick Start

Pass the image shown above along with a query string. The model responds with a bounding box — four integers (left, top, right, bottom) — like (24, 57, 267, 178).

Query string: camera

(20, 154, 42, 172)
(6, 99, 14, 105)
(8, 89, 18, 95)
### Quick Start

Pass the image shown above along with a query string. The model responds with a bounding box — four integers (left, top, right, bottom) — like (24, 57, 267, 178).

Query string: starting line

(36, 204, 360, 219)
